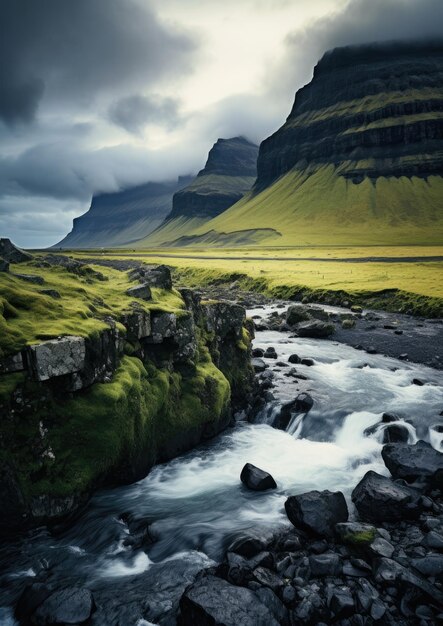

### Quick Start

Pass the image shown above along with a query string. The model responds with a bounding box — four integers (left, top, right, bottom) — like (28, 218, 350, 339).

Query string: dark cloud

(108, 95, 181, 134)
(271, 0, 443, 101)
(0, 0, 197, 125)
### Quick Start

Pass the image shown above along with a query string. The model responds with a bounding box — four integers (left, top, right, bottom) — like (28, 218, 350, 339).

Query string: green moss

(341, 527, 377, 545)
(0, 372, 25, 403)
(0, 262, 184, 358)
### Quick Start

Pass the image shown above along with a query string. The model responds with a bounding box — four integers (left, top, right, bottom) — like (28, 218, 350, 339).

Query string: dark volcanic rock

(179, 574, 280, 626)
(382, 440, 443, 483)
(274, 393, 314, 429)
(0, 238, 33, 263)
(126, 283, 152, 300)
(32, 587, 94, 625)
(297, 320, 335, 338)
(0, 258, 9, 272)
(285, 490, 348, 537)
(352, 470, 422, 522)
(240, 463, 277, 491)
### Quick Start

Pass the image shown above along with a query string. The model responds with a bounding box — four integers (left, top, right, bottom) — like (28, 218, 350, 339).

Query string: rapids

(1, 302, 442, 625)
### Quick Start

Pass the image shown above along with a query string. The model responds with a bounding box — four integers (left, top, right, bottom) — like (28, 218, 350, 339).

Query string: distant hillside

(57, 177, 192, 248)
(134, 137, 258, 246)
(180, 40, 443, 246)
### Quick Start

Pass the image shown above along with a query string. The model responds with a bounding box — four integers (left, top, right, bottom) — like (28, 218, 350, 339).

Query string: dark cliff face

(168, 137, 258, 220)
(57, 177, 193, 248)
(256, 40, 443, 187)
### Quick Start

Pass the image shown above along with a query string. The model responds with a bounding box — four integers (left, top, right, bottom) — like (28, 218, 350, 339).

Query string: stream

(1, 302, 443, 625)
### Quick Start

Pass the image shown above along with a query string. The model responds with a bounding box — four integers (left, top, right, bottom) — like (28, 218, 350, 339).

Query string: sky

(1, 0, 442, 247)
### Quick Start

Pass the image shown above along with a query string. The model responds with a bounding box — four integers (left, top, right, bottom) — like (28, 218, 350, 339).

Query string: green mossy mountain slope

(162, 41, 443, 247)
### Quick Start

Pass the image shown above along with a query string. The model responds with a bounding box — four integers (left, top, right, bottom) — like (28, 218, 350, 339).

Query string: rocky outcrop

(256, 40, 443, 186)
(0, 238, 33, 263)
(56, 176, 193, 248)
(382, 441, 443, 484)
(0, 265, 253, 529)
(27, 336, 86, 382)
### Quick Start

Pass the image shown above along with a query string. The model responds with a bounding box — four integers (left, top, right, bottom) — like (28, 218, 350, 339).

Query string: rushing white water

(1, 302, 442, 623)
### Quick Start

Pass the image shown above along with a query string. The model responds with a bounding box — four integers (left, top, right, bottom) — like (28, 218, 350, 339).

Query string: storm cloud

(108, 95, 182, 135)
(0, 0, 197, 125)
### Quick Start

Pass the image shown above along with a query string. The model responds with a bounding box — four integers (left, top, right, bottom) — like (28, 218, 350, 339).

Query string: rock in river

(285, 490, 348, 537)
(297, 320, 335, 338)
(179, 575, 280, 626)
(381, 440, 443, 483)
(240, 463, 277, 491)
(352, 470, 422, 522)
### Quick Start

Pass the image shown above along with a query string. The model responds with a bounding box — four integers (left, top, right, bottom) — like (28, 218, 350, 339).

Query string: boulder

(330, 589, 355, 619)
(264, 346, 277, 359)
(309, 552, 341, 576)
(228, 534, 269, 558)
(0, 258, 9, 272)
(0, 238, 33, 263)
(300, 358, 314, 366)
(351, 471, 422, 523)
(381, 441, 443, 483)
(27, 336, 86, 381)
(252, 348, 264, 357)
(122, 309, 151, 340)
(297, 320, 335, 338)
(252, 358, 267, 372)
(32, 587, 94, 625)
(150, 312, 177, 344)
(412, 554, 443, 576)
(240, 463, 277, 491)
(286, 305, 311, 326)
(274, 393, 314, 430)
(204, 302, 245, 339)
(288, 353, 301, 364)
(141, 264, 173, 290)
(14, 273, 44, 285)
(335, 522, 377, 546)
(126, 284, 152, 300)
(179, 575, 280, 626)
(285, 490, 348, 537)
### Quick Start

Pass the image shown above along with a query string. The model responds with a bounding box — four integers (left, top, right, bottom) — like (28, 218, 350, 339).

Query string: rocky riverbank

(177, 439, 443, 625)
(0, 243, 254, 530)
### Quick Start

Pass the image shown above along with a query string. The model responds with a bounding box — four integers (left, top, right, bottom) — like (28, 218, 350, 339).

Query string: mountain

(56, 177, 193, 248)
(134, 137, 258, 246)
(183, 40, 443, 246)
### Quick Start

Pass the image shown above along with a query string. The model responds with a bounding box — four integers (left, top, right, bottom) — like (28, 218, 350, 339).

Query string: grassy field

(69, 245, 443, 316)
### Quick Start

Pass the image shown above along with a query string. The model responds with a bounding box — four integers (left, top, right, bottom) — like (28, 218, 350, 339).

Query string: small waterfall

(254, 402, 281, 426)
(374, 420, 418, 445)
(429, 424, 443, 451)
(287, 413, 304, 438)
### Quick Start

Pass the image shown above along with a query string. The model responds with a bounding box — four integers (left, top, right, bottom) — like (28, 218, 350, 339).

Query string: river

(1, 302, 442, 625)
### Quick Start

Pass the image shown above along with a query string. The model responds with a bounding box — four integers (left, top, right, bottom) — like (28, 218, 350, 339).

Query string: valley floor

(67, 245, 443, 316)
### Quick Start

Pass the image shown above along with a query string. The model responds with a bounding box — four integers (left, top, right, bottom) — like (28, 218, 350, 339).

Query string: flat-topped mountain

(57, 177, 192, 249)
(257, 39, 443, 186)
(135, 137, 258, 246)
(182, 40, 443, 247)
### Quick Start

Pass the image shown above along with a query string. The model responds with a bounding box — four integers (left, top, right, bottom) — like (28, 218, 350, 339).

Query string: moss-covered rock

(0, 260, 253, 529)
